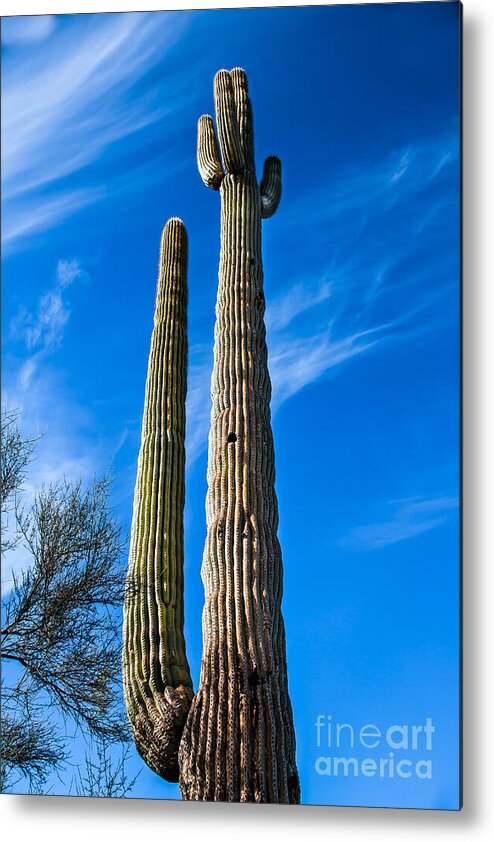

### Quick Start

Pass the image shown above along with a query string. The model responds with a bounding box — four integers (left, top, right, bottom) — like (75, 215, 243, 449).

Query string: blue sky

(1, 2, 460, 809)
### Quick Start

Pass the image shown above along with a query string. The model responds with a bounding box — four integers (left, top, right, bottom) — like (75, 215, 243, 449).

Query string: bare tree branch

(1, 411, 132, 794)
(71, 741, 141, 798)
(1, 409, 39, 553)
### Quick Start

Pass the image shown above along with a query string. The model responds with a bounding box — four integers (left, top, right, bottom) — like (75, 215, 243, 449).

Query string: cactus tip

(230, 67, 248, 88)
(161, 217, 188, 251)
(164, 216, 186, 230)
(214, 69, 232, 91)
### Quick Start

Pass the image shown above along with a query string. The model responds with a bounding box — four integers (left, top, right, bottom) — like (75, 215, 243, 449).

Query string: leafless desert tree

(1, 411, 131, 794)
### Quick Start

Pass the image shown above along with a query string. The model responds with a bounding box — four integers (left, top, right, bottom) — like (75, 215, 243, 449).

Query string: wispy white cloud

(2, 243, 133, 592)
(265, 277, 333, 333)
(1, 12, 193, 252)
(185, 288, 384, 467)
(56, 258, 83, 289)
(268, 324, 380, 411)
(2, 187, 105, 249)
(272, 133, 458, 384)
(3, 257, 96, 573)
(1, 363, 103, 593)
(1, 15, 56, 45)
(10, 259, 84, 354)
(2, 14, 203, 570)
(1, 333, 124, 594)
(186, 344, 214, 468)
(285, 134, 457, 240)
(390, 148, 413, 183)
(340, 495, 459, 551)
(265, 276, 385, 410)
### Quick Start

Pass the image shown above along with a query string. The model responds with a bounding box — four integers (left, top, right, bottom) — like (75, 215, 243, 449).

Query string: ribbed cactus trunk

(123, 218, 193, 783)
(178, 68, 300, 803)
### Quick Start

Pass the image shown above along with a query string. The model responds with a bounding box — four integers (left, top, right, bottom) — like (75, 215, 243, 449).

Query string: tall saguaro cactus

(123, 70, 299, 804)
(123, 218, 193, 783)
(178, 68, 300, 803)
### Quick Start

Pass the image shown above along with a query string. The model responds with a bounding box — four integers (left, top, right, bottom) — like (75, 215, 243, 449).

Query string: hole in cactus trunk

(227, 432, 237, 444)
(288, 774, 299, 799)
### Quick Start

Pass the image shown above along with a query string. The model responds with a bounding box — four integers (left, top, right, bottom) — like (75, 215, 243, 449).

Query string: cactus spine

(123, 218, 193, 783)
(178, 68, 299, 803)
(123, 70, 299, 804)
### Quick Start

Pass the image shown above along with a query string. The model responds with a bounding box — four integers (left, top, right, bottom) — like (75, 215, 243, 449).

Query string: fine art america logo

(315, 715, 435, 780)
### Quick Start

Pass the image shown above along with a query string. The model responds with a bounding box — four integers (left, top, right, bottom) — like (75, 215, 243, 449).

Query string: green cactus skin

(122, 218, 193, 783)
(179, 68, 300, 803)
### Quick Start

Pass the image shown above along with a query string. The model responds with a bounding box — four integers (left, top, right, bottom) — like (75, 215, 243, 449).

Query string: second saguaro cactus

(123, 69, 299, 804)
(123, 218, 193, 783)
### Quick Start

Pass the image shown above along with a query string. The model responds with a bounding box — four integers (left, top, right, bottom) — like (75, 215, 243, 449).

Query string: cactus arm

(123, 217, 193, 783)
(260, 156, 282, 219)
(214, 69, 245, 174)
(197, 115, 224, 190)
